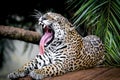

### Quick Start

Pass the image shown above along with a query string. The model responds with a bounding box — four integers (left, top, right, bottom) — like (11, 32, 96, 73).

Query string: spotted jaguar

(8, 12, 105, 80)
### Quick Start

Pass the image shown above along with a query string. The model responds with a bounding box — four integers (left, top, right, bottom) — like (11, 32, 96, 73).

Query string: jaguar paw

(29, 70, 44, 80)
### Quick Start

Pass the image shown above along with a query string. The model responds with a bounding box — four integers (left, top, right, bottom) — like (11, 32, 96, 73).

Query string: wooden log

(17, 67, 120, 80)
(0, 25, 41, 44)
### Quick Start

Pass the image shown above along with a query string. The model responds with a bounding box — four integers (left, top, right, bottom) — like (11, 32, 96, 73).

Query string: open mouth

(39, 24, 54, 55)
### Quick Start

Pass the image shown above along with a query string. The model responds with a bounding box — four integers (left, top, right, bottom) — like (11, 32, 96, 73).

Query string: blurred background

(0, 0, 120, 80)
(0, 0, 67, 80)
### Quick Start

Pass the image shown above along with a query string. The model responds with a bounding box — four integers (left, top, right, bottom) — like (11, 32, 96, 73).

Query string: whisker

(31, 9, 43, 19)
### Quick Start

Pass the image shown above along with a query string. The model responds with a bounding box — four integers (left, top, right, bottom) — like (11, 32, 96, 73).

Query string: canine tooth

(38, 22, 41, 24)
(43, 25, 46, 28)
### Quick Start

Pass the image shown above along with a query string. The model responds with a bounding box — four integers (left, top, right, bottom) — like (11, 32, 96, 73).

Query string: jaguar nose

(38, 17, 45, 25)
(39, 17, 45, 21)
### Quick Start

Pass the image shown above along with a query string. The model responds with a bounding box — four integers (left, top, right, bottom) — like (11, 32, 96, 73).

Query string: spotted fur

(8, 12, 105, 80)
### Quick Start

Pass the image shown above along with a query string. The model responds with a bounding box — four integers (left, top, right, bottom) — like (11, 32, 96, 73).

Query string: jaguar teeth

(43, 25, 46, 28)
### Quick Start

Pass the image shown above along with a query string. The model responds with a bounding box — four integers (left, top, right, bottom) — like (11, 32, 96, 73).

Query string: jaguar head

(38, 12, 73, 55)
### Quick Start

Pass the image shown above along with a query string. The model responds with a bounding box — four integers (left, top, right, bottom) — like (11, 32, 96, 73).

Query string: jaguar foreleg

(29, 63, 66, 80)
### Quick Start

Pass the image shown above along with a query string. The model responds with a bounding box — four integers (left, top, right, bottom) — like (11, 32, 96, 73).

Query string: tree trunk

(0, 25, 41, 44)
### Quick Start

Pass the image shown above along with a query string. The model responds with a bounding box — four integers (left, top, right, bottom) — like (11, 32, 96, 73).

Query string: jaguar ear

(70, 23, 74, 27)
(70, 27, 75, 31)
(69, 22, 75, 31)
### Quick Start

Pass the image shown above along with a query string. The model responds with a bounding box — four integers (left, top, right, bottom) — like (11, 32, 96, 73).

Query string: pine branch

(0, 25, 41, 44)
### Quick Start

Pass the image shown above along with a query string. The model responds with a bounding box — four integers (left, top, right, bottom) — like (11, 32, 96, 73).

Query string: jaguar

(8, 12, 105, 80)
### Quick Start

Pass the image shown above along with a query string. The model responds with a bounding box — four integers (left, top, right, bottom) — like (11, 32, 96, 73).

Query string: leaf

(66, 0, 120, 66)
(74, 0, 94, 17)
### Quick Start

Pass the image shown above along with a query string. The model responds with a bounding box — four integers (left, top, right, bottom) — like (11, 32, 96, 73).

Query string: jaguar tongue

(39, 27, 52, 55)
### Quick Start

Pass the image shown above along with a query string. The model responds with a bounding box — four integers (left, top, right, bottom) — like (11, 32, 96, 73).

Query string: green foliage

(66, 0, 120, 66)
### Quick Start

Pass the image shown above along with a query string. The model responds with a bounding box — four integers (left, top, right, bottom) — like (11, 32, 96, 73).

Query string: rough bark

(0, 25, 41, 44)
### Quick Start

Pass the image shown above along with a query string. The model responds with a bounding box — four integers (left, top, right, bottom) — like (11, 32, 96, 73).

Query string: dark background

(0, 0, 67, 68)
(0, 0, 66, 25)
